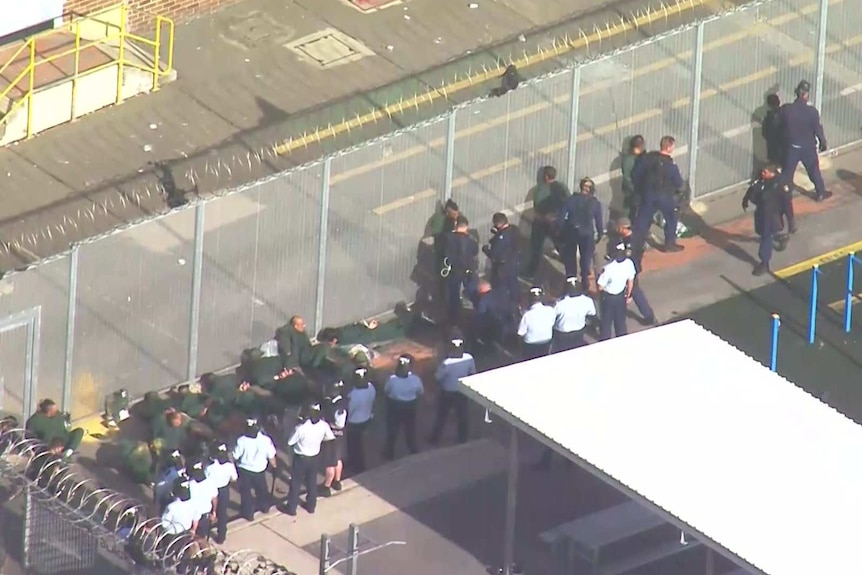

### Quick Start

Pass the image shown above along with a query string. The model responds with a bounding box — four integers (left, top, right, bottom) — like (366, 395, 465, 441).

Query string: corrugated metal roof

(460, 319, 862, 575)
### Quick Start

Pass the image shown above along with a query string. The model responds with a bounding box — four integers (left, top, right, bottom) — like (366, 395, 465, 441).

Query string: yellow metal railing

(0, 3, 175, 141)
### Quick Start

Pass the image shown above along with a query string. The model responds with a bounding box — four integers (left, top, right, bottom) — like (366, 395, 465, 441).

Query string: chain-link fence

(0, 426, 295, 575)
(0, 0, 860, 419)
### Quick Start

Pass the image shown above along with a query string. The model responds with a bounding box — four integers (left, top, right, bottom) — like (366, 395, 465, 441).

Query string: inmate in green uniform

(120, 440, 154, 484)
(25, 410, 84, 454)
(276, 323, 328, 370)
(150, 411, 190, 456)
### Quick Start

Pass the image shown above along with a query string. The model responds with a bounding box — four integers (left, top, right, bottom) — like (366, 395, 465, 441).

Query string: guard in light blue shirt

(231, 418, 276, 521)
(597, 243, 636, 340)
(428, 335, 476, 445)
(552, 277, 596, 352)
(383, 354, 424, 459)
(346, 368, 376, 473)
(518, 287, 556, 360)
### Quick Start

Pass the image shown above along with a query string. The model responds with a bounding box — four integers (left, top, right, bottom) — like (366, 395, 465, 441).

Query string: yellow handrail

(0, 3, 175, 141)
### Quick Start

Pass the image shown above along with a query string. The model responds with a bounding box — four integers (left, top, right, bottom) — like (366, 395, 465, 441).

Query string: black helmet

(795, 80, 811, 96)
(210, 440, 230, 464)
(243, 418, 259, 438)
(172, 478, 191, 501)
(187, 458, 206, 482)
(352, 367, 370, 389)
(528, 286, 544, 303)
(564, 276, 582, 296)
(394, 354, 413, 378)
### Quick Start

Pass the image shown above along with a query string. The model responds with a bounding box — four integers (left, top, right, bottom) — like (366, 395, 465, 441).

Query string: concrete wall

(64, 0, 246, 30)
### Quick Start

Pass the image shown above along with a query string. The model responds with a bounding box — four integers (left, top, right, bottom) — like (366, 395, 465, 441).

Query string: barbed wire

(0, 427, 296, 575)
(0, 0, 779, 271)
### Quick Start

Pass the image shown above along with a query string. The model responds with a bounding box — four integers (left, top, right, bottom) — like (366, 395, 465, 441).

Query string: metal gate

(0, 308, 40, 420)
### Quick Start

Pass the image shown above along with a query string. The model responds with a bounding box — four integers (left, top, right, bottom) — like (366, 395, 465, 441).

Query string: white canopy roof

(459, 319, 862, 575)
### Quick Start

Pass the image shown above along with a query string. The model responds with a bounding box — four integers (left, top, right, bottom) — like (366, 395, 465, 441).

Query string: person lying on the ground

(276, 315, 328, 371)
(119, 438, 155, 485)
(25, 398, 84, 459)
(133, 391, 171, 424)
(151, 409, 191, 458)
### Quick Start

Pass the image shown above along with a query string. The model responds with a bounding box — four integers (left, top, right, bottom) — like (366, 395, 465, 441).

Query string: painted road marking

(828, 293, 862, 313)
(372, 34, 862, 216)
(275, 0, 709, 156)
(773, 240, 862, 279)
(329, 0, 851, 189)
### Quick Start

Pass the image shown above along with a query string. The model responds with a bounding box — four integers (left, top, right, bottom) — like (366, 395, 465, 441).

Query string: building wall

(64, 0, 242, 30)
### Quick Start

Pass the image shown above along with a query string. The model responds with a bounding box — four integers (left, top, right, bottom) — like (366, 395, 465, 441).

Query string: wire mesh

(0, 426, 297, 575)
(322, 119, 449, 327)
(72, 208, 196, 416)
(197, 165, 323, 372)
(0, 256, 69, 415)
(820, 0, 862, 150)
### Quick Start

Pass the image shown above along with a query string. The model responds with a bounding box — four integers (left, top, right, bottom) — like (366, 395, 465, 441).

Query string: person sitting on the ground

(133, 391, 171, 424)
(177, 382, 209, 420)
(25, 399, 85, 459)
(276, 315, 329, 371)
(200, 372, 260, 426)
(119, 439, 156, 485)
(151, 409, 191, 459)
(239, 347, 309, 405)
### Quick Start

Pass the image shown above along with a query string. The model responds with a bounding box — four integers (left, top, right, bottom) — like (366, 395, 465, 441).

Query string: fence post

(845, 253, 861, 332)
(444, 110, 456, 202)
(186, 202, 205, 381)
(813, 0, 829, 110)
(770, 313, 780, 372)
(687, 22, 705, 196)
(808, 265, 821, 345)
(62, 244, 79, 412)
(315, 159, 332, 335)
(565, 66, 581, 193)
(319, 534, 331, 575)
(346, 523, 359, 575)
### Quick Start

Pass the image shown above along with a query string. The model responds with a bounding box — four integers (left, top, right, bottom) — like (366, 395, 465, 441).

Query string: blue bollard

(808, 265, 820, 345)
(846, 253, 855, 333)
(770, 313, 780, 372)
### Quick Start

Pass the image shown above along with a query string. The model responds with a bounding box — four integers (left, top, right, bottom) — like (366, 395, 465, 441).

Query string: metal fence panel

(695, 0, 818, 195)
(322, 120, 448, 327)
(820, 0, 862, 149)
(450, 71, 572, 240)
(0, 258, 69, 416)
(25, 486, 98, 574)
(575, 28, 696, 209)
(72, 209, 195, 415)
(198, 167, 322, 373)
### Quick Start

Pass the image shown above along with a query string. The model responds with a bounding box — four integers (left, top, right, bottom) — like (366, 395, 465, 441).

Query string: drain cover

(285, 28, 374, 69)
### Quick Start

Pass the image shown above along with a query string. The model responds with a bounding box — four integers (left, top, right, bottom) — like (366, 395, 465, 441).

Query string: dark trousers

(383, 399, 418, 459)
(491, 264, 520, 307)
(287, 453, 319, 513)
(522, 340, 551, 361)
(780, 188, 795, 229)
(754, 210, 778, 265)
(237, 467, 271, 521)
(634, 193, 678, 247)
(600, 293, 628, 340)
(194, 513, 211, 538)
(526, 219, 560, 275)
(561, 232, 595, 286)
(631, 278, 654, 322)
(625, 192, 641, 222)
(552, 329, 586, 353)
(346, 420, 371, 473)
(429, 390, 469, 444)
(446, 273, 479, 321)
(214, 485, 229, 539)
(782, 145, 826, 198)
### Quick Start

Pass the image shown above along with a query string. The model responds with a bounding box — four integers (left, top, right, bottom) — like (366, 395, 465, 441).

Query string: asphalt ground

(688, 255, 862, 423)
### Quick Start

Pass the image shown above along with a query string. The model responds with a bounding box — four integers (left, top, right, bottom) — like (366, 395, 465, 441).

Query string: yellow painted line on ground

(373, 188, 438, 215)
(773, 240, 862, 279)
(828, 293, 862, 313)
(276, 0, 708, 156)
(332, 0, 849, 189)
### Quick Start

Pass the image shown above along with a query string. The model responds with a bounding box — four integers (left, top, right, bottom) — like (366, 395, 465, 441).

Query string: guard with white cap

(320, 383, 348, 496)
(346, 367, 376, 473)
(597, 242, 636, 340)
(205, 439, 237, 544)
(286, 402, 335, 515)
(154, 450, 186, 514)
(428, 332, 476, 445)
(231, 418, 276, 521)
(160, 478, 197, 535)
(552, 277, 596, 352)
(187, 456, 218, 539)
(517, 286, 555, 360)
(382, 354, 425, 460)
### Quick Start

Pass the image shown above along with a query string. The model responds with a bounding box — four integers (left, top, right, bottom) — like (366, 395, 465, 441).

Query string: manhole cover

(285, 28, 375, 69)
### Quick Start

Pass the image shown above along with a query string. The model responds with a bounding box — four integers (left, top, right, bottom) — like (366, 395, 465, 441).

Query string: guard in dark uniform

(483, 212, 520, 306)
(762, 94, 784, 165)
(632, 136, 686, 252)
(473, 280, 513, 346)
(613, 217, 656, 325)
(432, 200, 462, 302)
(442, 215, 480, 322)
(779, 80, 829, 203)
(525, 166, 570, 278)
(558, 177, 604, 290)
(743, 164, 790, 276)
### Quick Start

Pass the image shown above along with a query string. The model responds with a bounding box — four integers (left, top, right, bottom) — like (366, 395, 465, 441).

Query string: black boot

(752, 262, 769, 276)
